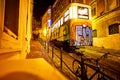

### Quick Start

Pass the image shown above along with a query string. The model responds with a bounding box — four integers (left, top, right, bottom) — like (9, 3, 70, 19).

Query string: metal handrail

(40, 41, 116, 80)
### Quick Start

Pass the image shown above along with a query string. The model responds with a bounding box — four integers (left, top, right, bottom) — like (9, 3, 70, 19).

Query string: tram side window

(64, 10, 69, 22)
(63, 27, 66, 36)
(78, 6, 89, 19)
(90, 1, 97, 17)
(109, 23, 119, 35)
(92, 29, 97, 37)
(92, 8, 96, 17)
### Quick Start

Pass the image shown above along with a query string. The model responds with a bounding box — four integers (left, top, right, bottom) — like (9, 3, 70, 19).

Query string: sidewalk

(0, 40, 68, 80)
(0, 58, 68, 80)
(26, 40, 54, 66)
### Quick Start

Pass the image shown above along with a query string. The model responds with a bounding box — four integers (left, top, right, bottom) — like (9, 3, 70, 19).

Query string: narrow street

(25, 40, 75, 79)
(26, 40, 54, 66)
(0, 40, 69, 80)
(1, 0, 120, 80)
(46, 42, 120, 80)
(25, 40, 120, 80)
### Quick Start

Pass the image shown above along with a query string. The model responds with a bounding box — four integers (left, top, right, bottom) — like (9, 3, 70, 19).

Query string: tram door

(75, 25, 92, 46)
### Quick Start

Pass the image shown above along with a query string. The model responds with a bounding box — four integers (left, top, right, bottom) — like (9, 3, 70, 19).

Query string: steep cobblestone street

(26, 40, 55, 67)
(25, 40, 74, 80)
(25, 40, 120, 80)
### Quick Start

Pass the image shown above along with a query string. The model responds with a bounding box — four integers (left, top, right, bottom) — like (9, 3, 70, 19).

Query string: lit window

(60, 17, 63, 25)
(69, 7, 72, 19)
(58, 20, 60, 27)
(109, 23, 119, 35)
(48, 9, 51, 13)
(69, 6, 77, 19)
(78, 6, 89, 19)
(47, 19, 52, 27)
(64, 10, 69, 22)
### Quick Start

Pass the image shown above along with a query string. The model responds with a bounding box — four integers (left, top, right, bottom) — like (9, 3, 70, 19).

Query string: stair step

(0, 48, 21, 60)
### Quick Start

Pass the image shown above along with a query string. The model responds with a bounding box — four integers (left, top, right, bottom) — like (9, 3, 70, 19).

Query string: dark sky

(33, 0, 55, 21)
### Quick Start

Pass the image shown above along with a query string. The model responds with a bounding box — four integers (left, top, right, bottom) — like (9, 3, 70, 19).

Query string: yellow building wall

(92, 10, 120, 50)
(0, 0, 33, 60)
(0, 0, 5, 48)
(18, 0, 33, 58)
(93, 34, 120, 50)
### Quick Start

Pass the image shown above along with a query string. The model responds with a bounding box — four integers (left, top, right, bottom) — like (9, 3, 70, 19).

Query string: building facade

(41, 6, 52, 42)
(0, 0, 33, 60)
(88, 0, 120, 50)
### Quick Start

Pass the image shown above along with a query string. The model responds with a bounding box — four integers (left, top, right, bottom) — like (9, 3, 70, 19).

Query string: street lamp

(43, 28, 47, 37)
(43, 27, 47, 49)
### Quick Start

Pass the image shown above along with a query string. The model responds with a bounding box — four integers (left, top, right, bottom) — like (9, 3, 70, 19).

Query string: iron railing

(39, 40, 119, 80)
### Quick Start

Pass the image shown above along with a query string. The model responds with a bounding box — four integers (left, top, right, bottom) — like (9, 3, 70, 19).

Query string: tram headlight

(83, 24, 87, 27)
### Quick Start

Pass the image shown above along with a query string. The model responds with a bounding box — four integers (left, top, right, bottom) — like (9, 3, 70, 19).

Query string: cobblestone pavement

(26, 40, 55, 66)
(26, 40, 120, 80)
(26, 40, 72, 79)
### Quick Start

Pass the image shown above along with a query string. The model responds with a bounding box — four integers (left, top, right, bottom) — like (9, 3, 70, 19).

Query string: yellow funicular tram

(50, 3, 92, 50)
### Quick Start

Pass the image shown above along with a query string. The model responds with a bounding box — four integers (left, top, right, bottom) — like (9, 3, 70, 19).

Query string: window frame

(92, 29, 97, 37)
(77, 6, 89, 19)
(108, 23, 119, 35)
(4, 0, 19, 39)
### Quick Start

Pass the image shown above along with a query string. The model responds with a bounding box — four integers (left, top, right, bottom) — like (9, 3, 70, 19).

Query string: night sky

(33, 0, 55, 21)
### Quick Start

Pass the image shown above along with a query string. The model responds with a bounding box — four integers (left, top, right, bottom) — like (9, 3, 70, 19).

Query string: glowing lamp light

(83, 24, 87, 27)
(48, 20, 52, 27)
(43, 29, 47, 36)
